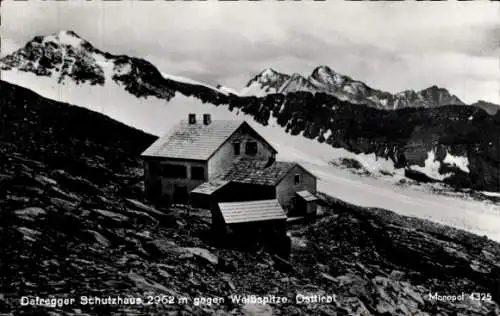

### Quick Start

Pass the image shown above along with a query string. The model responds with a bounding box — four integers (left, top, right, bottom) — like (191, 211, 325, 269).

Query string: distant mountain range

(1, 30, 498, 114)
(239, 66, 499, 114)
(1, 30, 499, 192)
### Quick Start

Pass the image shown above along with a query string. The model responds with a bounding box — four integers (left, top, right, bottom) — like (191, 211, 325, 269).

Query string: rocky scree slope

(1, 81, 500, 315)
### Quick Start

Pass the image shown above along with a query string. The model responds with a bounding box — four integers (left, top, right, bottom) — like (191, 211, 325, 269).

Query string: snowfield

(160, 72, 229, 96)
(443, 151, 470, 173)
(2, 69, 500, 242)
(240, 81, 278, 97)
(410, 150, 452, 181)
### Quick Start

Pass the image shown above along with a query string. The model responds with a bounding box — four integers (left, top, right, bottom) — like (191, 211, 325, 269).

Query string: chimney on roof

(188, 113, 196, 125)
(203, 114, 212, 125)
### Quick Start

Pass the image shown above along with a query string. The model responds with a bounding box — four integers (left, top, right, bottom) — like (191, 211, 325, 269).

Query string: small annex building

(191, 157, 318, 217)
(217, 199, 290, 257)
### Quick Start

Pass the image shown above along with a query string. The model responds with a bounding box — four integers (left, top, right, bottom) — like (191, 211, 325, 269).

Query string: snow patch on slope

(410, 150, 451, 180)
(482, 191, 500, 198)
(160, 72, 228, 96)
(354, 153, 398, 176)
(443, 152, 470, 173)
(314, 163, 500, 242)
(217, 85, 240, 96)
(240, 81, 277, 97)
(2, 68, 178, 136)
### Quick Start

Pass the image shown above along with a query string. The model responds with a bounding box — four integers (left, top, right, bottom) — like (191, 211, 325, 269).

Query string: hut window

(233, 142, 241, 155)
(191, 166, 205, 180)
(294, 174, 301, 185)
(161, 164, 187, 179)
(245, 141, 258, 155)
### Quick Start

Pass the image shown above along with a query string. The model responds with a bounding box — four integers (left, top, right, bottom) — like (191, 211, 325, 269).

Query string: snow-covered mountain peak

(260, 67, 280, 78)
(419, 85, 464, 104)
(42, 30, 88, 49)
(279, 73, 317, 94)
(394, 85, 466, 109)
(240, 67, 291, 96)
(312, 65, 333, 73)
(0, 30, 107, 86)
(0, 30, 233, 105)
(310, 65, 349, 88)
(254, 67, 289, 83)
(311, 65, 337, 78)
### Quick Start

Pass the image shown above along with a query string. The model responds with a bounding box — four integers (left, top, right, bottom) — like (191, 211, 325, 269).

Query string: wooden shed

(294, 190, 319, 217)
(216, 199, 290, 257)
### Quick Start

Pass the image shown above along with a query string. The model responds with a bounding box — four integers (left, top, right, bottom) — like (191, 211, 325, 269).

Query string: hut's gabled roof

(141, 120, 244, 160)
(141, 120, 277, 161)
(218, 199, 286, 224)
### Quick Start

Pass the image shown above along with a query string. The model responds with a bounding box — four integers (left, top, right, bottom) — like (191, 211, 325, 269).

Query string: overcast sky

(1, 1, 499, 104)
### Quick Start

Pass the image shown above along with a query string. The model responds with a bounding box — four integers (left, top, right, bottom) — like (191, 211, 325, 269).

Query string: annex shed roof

(191, 179, 230, 195)
(218, 199, 287, 224)
(296, 190, 319, 202)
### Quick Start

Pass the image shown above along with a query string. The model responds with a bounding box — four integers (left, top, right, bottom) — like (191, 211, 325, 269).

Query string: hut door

(293, 196, 306, 217)
(173, 185, 188, 205)
(147, 179, 162, 202)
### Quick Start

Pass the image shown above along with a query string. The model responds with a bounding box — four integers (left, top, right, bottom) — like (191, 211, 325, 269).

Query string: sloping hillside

(1, 81, 499, 316)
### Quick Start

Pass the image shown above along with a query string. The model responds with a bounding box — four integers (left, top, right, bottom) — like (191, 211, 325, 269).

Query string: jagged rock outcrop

(229, 91, 500, 191)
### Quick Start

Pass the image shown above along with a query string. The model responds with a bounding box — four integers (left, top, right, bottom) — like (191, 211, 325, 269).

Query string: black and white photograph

(1, 0, 500, 315)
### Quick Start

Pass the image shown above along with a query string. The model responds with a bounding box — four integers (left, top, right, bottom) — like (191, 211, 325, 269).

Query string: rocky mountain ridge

(240, 65, 481, 111)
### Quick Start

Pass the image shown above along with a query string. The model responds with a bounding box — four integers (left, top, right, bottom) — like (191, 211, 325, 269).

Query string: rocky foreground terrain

(1, 81, 500, 316)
